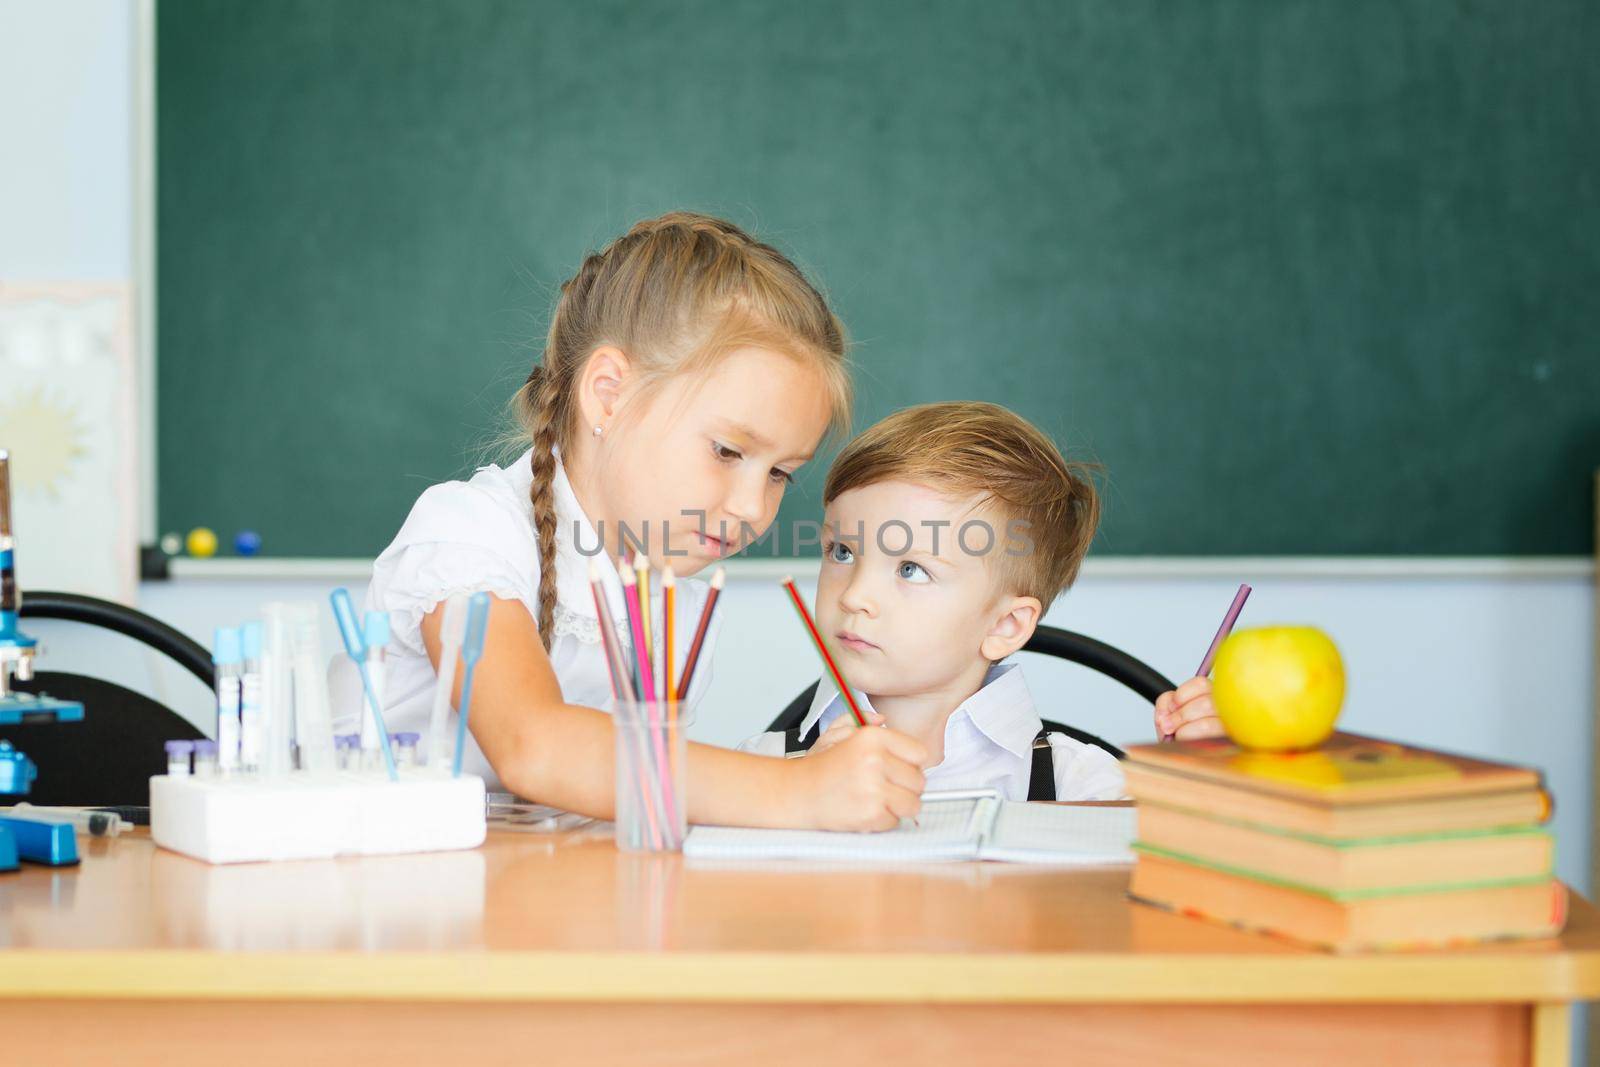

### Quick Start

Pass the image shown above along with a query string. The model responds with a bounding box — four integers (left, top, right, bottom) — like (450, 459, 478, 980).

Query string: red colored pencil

(781, 576, 867, 727)
(674, 567, 723, 703)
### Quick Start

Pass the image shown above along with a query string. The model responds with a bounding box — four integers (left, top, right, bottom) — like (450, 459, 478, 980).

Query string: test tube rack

(151, 769, 486, 865)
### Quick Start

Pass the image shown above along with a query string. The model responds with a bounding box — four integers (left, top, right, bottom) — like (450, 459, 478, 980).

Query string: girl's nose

(722, 471, 767, 527)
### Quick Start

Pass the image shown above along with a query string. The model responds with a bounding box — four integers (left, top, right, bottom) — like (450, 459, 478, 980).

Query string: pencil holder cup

(612, 700, 692, 852)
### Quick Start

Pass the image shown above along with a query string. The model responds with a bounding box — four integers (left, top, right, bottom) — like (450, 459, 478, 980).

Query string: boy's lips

(835, 631, 879, 653)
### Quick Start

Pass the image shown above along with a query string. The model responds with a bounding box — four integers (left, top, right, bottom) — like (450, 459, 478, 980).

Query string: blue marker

(329, 588, 398, 781)
(452, 592, 491, 778)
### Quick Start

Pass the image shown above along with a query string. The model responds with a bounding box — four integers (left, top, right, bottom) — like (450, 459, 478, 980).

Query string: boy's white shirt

(332, 448, 718, 791)
(740, 662, 1127, 802)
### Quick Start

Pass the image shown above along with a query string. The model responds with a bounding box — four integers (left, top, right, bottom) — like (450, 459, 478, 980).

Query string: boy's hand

(792, 722, 926, 831)
(1154, 676, 1226, 742)
(808, 709, 887, 757)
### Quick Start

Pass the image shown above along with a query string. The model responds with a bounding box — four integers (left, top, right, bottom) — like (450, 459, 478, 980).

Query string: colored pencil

(781, 576, 867, 727)
(634, 552, 654, 676)
(620, 566, 657, 703)
(675, 567, 723, 702)
(588, 560, 635, 701)
(612, 565, 666, 849)
(661, 565, 680, 804)
(1163, 582, 1253, 743)
(1197, 583, 1252, 677)
(662, 565, 676, 707)
(622, 564, 676, 838)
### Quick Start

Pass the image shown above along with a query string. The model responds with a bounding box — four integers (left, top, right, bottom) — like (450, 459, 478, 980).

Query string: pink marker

(1162, 583, 1253, 743)
(1197, 583, 1252, 677)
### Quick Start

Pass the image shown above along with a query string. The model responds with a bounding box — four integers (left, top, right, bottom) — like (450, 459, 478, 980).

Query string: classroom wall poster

(0, 283, 137, 604)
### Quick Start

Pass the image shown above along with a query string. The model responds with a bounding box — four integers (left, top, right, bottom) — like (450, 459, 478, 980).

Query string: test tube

(288, 602, 336, 771)
(360, 612, 390, 771)
(165, 740, 194, 777)
(214, 627, 242, 772)
(392, 731, 419, 768)
(193, 739, 219, 777)
(239, 622, 264, 772)
(260, 604, 295, 777)
(424, 594, 468, 767)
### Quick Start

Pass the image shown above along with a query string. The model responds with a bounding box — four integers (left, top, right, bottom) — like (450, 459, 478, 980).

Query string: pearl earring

(593, 425, 603, 437)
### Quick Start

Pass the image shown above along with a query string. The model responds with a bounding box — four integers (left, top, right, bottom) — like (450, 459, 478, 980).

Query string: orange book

(1124, 761, 1548, 838)
(1129, 851, 1566, 952)
(1124, 731, 1541, 804)
(1135, 803, 1553, 894)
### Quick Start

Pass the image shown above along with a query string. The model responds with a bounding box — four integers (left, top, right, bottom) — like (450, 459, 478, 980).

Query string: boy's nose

(836, 573, 877, 618)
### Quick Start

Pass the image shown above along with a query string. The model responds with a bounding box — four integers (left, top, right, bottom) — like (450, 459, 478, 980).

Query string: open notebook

(683, 790, 1136, 865)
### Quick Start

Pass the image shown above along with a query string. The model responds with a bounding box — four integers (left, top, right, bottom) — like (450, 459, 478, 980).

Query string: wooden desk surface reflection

(1, 827, 1596, 1066)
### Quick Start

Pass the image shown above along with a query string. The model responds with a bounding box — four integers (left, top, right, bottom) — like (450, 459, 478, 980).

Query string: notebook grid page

(683, 794, 989, 862)
(980, 803, 1137, 865)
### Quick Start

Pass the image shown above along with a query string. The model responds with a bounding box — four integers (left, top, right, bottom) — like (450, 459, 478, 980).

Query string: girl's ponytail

(522, 364, 563, 650)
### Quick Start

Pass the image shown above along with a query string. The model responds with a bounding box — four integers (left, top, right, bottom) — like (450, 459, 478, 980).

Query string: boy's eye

(825, 540, 854, 564)
(711, 441, 742, 463)
(769, 467, 795, 486)
(897, 560, 931, 584)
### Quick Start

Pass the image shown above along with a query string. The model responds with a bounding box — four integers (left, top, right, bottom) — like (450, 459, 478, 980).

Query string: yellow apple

(1211, 626, 1345, 752)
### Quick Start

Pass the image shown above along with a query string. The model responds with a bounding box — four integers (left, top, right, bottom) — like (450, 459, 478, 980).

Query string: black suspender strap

(784, 721, 823, 755)
(1028, 727, 1056, 802)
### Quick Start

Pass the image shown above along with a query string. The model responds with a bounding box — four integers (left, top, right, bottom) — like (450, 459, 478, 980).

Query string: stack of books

(1124, 732, 1564, 951)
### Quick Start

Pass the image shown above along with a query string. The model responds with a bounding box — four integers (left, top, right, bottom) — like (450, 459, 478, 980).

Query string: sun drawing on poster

(0, 387, 89, 497)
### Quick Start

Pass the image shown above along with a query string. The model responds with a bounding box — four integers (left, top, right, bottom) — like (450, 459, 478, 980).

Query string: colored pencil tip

(711, 567, 725, 589)
(620, 565, 636, 586)
(661, 565, 675, 586)
(589, 559, 601, 581)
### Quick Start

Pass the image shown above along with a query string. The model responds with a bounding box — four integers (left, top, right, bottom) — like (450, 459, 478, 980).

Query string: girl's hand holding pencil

(1154, 676, 1225, 742)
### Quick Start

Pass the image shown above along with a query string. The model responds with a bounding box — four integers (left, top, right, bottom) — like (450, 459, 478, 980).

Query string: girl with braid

(352, 213, 928, 830)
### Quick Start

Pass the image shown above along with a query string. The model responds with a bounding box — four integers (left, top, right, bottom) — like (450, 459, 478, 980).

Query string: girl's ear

(578, 345, 632, 432)
(980, 595, 1042, 662)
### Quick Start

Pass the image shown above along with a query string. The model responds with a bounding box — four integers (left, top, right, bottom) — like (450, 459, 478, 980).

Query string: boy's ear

(980, 595, 1042, 662)
(579, 345, 632, 431)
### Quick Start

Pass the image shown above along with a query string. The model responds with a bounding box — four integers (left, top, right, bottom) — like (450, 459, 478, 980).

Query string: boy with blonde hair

(742, 401, 1124, 801)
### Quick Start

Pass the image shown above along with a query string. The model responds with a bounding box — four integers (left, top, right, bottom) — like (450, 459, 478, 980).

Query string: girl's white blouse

(334, 449, 718, 791)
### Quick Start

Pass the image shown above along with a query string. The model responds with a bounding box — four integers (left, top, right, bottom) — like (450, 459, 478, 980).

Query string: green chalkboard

(158, 1, 1600, 558)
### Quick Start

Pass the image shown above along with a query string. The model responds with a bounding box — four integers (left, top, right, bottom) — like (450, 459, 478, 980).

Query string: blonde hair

(823, 402, 1100, 604)
(516, 212, 851, 648)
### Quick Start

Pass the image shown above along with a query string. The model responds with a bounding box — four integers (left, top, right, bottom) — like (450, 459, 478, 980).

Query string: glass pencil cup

(612, 700, 691, 852)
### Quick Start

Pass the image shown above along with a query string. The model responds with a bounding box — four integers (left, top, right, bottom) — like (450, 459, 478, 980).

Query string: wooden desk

(2, 828, 1597, 1066)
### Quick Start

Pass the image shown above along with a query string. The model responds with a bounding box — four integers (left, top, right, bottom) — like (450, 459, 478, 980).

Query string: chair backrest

(3, 591, 215, 806)
(20, 591, 215, 687)
(764, 624, 1176, 761)
(9, 673, 204, 806)
(1018, 625, 1176, 704)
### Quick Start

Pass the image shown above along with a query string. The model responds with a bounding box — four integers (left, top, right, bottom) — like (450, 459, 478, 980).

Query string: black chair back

(4, 591, 215, 806)
(765, 624, 1177, 761)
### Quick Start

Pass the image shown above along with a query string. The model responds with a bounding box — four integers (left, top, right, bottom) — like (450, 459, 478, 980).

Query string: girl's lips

(695, 531, 733, 556)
